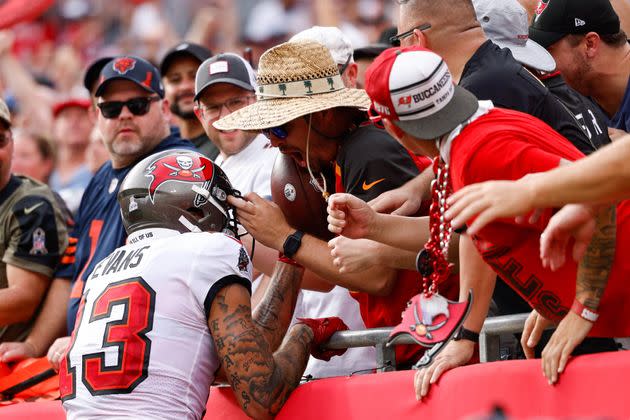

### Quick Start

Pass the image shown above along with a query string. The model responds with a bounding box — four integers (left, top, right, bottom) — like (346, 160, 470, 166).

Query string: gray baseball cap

(474, 0, 556, 72)
(194, 53, 257, 101)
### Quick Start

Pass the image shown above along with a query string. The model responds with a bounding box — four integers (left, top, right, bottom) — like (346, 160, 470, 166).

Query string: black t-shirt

(335, 124, 421, 202)
(542, 73, 611, 153)
(460, 40, 593, 154)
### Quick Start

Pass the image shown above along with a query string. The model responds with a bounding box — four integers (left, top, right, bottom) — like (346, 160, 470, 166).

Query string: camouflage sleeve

(3, 194, 69, 278)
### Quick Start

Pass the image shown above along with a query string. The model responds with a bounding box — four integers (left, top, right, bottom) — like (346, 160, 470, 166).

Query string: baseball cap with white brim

(365, 46, 479, 140)
(474, 0, 556, 72)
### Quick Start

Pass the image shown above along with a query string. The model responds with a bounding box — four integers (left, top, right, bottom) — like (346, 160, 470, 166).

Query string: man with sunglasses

(30, 56, 196, 371)
(216, 40, 444, 368)
(372, 0, 593, 216)
(0, 97, 68, 349)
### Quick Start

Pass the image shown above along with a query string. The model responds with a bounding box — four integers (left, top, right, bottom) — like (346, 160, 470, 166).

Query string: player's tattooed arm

(576, 205, 616, 310)
(252, 261, 304, 351)
(209, 284, 313, 420)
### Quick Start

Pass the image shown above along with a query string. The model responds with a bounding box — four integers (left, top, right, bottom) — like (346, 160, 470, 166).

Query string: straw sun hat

(213, 40, 371, 131)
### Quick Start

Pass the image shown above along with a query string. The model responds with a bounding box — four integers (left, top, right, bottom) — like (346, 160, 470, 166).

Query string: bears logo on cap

(113, 57, 137, 75)
(145, 154, 215, 204)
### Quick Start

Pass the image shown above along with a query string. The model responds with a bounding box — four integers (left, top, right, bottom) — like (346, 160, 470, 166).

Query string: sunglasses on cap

(389, 22, 431, 46)
(262, 125, 289, 140)
(367, 105, 385, 129)
(97, 96, 161, 119)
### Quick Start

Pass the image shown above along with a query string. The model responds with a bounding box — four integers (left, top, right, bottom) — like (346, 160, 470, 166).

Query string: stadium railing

(322, 313, 531, 371)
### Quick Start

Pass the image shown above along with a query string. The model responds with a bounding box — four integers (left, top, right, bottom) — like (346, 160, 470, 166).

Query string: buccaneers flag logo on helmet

(113, 57, 136, 75)
(145, 154, 214, 203)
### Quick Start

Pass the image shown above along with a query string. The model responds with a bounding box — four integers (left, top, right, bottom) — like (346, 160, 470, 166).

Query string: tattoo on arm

(252, 262, 304, 351)
(209, 284, 313, 419)
(576, 205, 616, 310)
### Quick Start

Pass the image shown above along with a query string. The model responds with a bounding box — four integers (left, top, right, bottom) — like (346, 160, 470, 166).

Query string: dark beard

(170, 102, 196, 120)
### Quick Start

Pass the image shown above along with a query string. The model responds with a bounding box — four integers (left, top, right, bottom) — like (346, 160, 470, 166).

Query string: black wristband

(453, 327, 479, 343)
(282, 230, 304, 259)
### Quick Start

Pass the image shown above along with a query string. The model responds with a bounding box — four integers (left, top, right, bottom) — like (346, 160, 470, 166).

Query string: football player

(60, 149, 347, 420)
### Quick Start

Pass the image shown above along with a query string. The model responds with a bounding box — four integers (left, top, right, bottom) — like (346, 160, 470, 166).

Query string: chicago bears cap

(529, 0, 621, 48)
(365, 46, 479, 139)
(159, 42, 212, 76)
(194, 53, 257, 101)
(95, 56, 165, 98)
(474, 0, 556, 72)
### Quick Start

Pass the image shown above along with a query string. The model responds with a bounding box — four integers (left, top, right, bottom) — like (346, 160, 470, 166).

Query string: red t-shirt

(450, 107, 630, 337)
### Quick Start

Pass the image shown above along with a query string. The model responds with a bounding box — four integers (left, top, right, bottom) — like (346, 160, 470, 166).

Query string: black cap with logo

(529, 0, 621, 48)
(83, 56, 114, 93)
(194, 53, 257, 101)
(159, 42, 213, 76)
(95, 56, 165, 98)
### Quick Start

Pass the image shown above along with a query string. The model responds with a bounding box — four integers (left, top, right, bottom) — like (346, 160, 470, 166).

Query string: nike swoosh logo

(24, 202, 44, 215)
(362, 178, 385, 191)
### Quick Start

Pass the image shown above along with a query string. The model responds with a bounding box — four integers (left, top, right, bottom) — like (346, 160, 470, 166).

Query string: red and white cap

(365, 46, 479, 139)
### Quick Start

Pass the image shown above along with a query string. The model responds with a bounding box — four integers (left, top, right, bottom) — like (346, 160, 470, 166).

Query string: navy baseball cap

(529, 0, 620, 48)
(95, 56, 165, 98)
(83, 56, 113, 93)
(160, 42, 212, 76)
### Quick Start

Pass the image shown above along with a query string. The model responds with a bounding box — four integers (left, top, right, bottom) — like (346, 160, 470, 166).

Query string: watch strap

(282, 230, 304, 258)
(454, 326, 479, 343)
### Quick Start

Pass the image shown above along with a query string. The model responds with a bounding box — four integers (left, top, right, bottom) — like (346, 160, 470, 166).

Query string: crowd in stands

(0, 0, 629, 418)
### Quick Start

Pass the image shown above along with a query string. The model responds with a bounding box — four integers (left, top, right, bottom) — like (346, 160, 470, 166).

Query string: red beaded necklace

(416, 157, 454, 298)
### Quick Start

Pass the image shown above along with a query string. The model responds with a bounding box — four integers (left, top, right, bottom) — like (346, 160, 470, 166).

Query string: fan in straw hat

(213, 40, 370, 131)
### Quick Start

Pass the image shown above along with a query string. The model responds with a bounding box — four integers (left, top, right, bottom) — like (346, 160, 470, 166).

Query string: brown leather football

(271, 153, 333, 240)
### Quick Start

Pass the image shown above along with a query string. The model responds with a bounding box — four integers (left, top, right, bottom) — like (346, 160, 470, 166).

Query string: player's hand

(368, 183, 422, 216)
(229, 193, 293, 251)
(327, 193, 376, 239)
(541, 311, 592, 385)
(47, 336, 71, 372)
(296, 317, 349, 361)
(414, 339, 475, 400)
(520, 309, 554, 359)
(0, 341, 38, 363)
(540, 204, 597, 271)
(445, 178, 539, 235)
(328, 237, 380, 274)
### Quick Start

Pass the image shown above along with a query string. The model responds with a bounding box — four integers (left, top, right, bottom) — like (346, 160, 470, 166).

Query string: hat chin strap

(304, 114, 330, 201)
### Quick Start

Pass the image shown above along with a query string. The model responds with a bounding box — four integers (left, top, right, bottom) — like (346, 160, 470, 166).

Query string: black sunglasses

(389, 23, 432, 46)
(262, 124, 288, 140)
(97, 96, 161, 119)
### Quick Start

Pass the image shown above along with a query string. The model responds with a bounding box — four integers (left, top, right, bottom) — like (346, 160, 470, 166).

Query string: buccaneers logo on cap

(535, 0, 550, 21)
(113, 57, 137, 75)
(145, 154, 214, 203)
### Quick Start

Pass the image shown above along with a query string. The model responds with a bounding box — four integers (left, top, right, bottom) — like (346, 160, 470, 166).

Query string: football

(271, 153, 334, 240)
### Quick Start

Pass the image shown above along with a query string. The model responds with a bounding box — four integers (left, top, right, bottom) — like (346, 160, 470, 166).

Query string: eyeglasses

(389, 22, 431, 46)
(338, 54, 352, 75)
(97, 96, 161, 119)
(262, 124, 288, 140)
(0, 130, 12, 148)
(197, 95, 255, 120)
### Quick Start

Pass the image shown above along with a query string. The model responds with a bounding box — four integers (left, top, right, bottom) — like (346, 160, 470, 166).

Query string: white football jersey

(61, 228, 253, 420)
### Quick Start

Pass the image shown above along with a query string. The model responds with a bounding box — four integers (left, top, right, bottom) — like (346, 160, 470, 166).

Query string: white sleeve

(187, 233, 253, 318)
